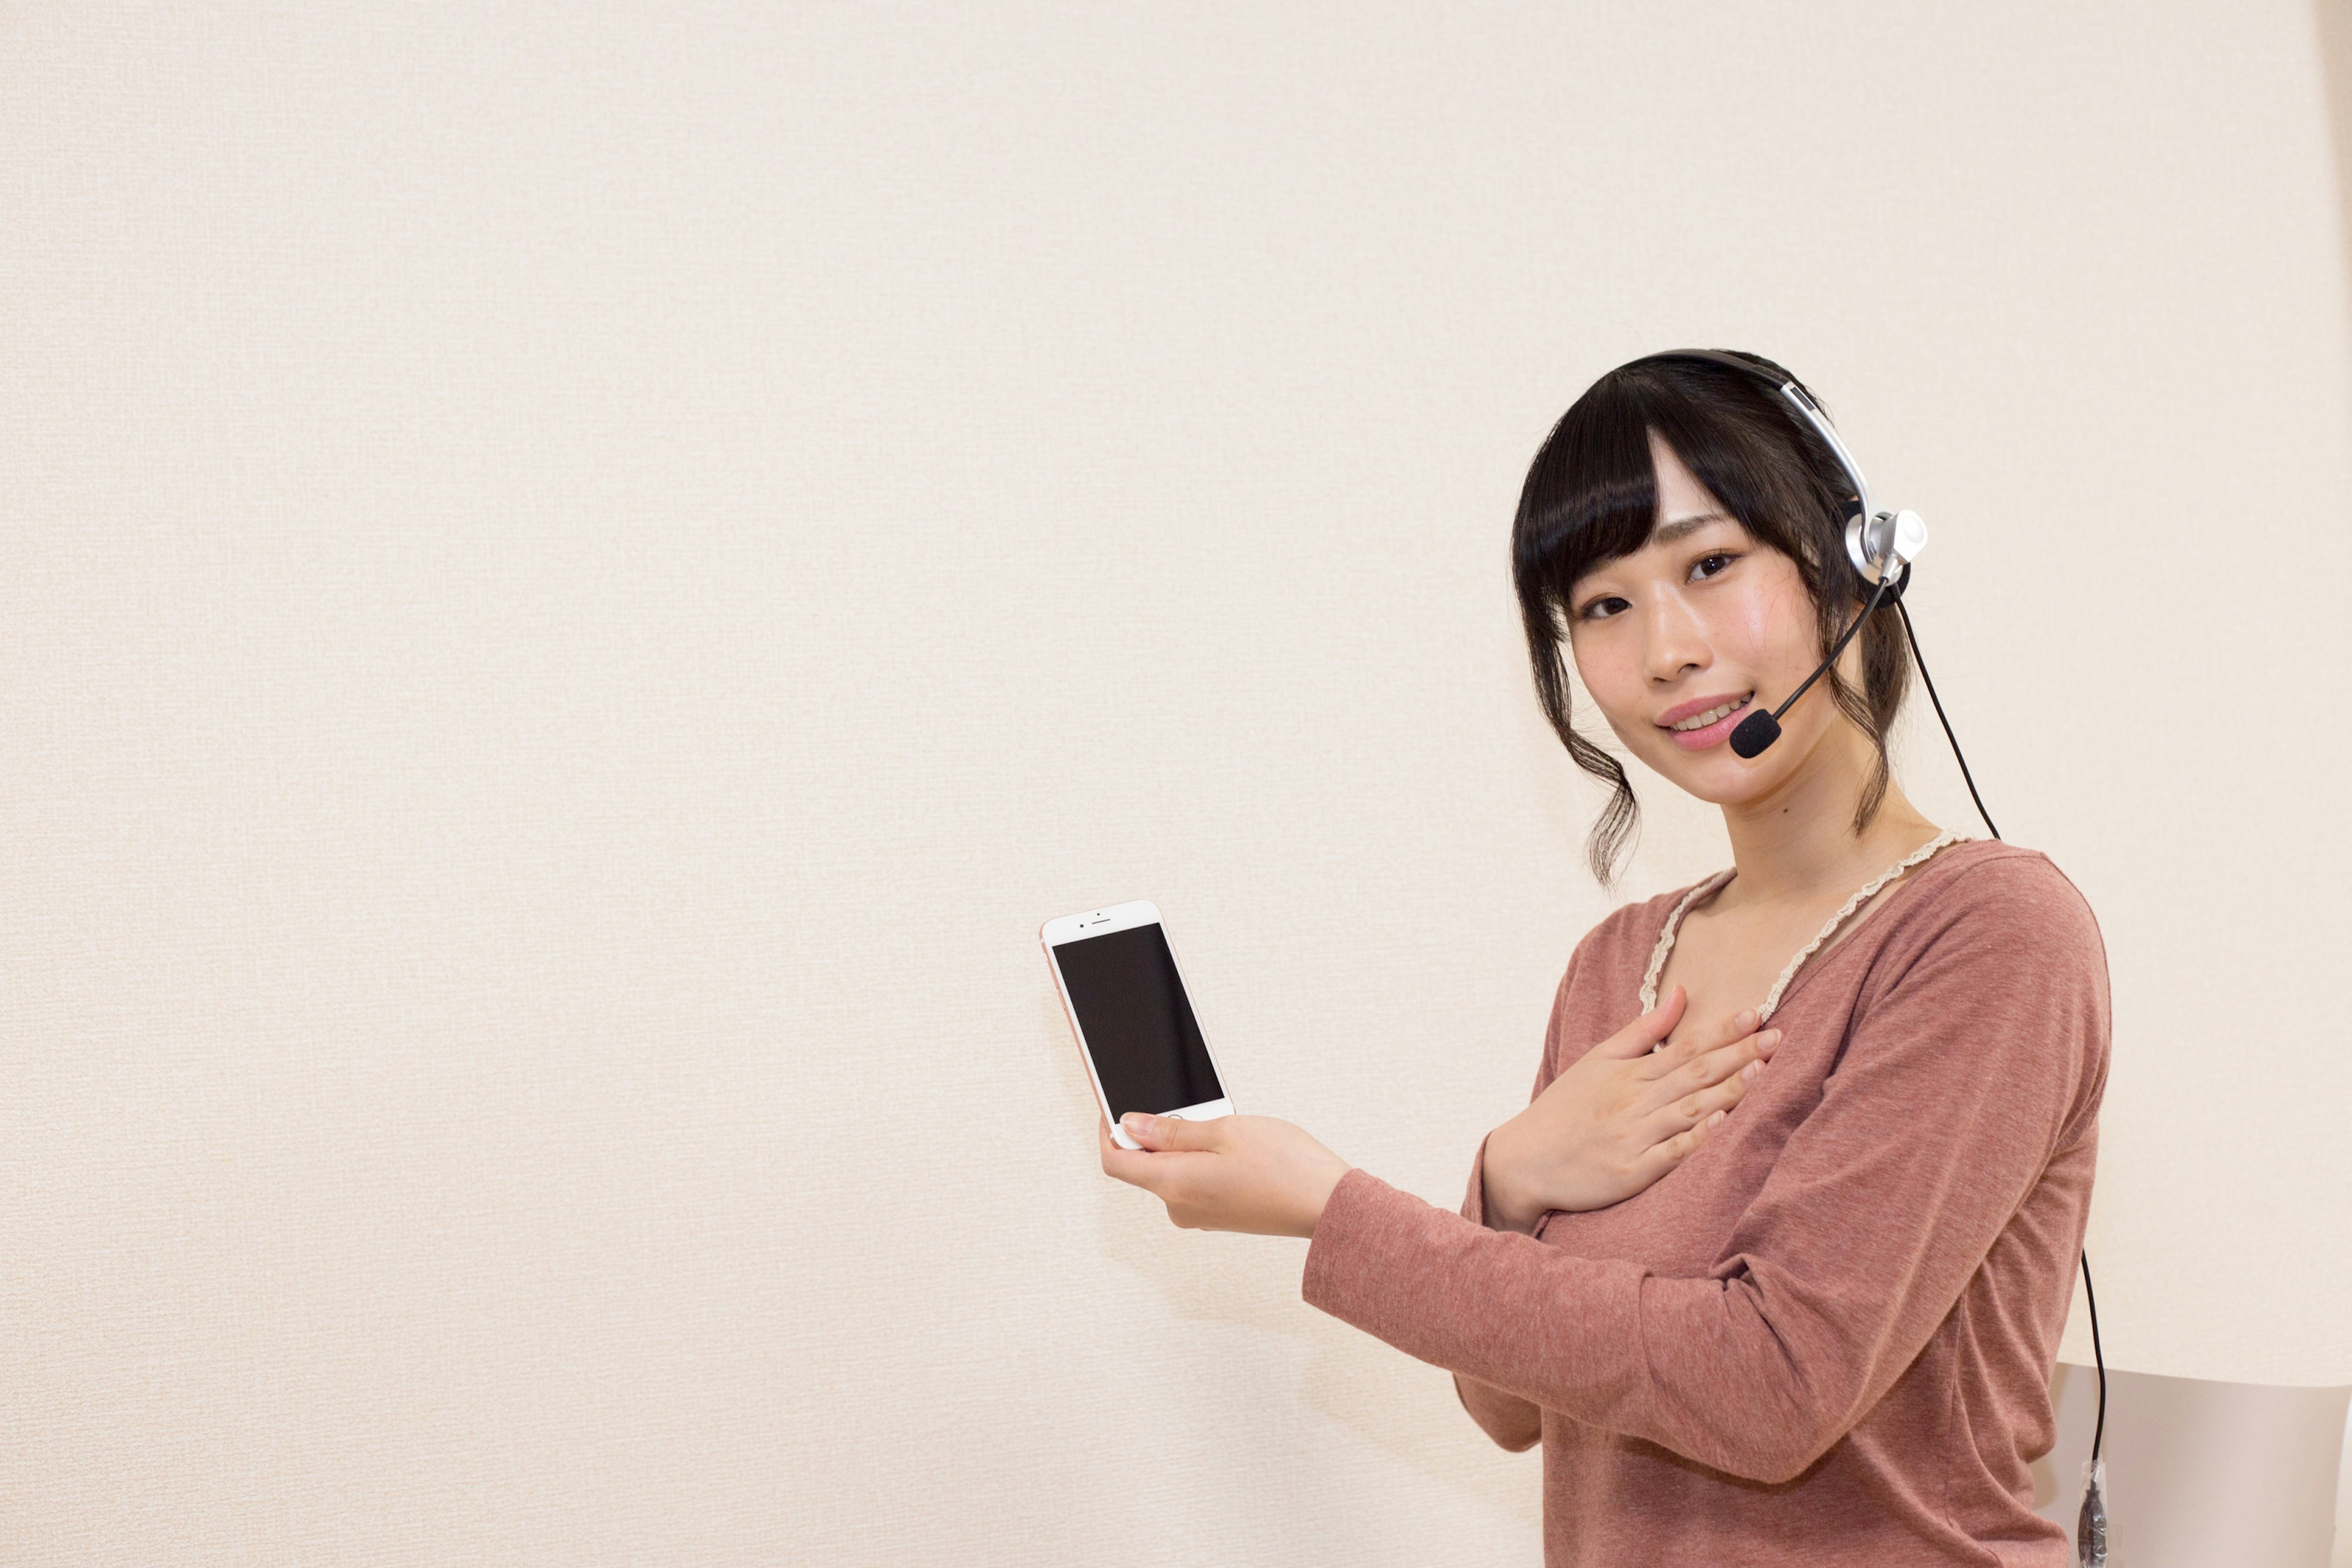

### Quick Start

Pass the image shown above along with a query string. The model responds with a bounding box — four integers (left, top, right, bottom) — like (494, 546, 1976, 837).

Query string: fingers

(1657, 1003, 1759, 1067)
(1672, 1026, 1781, 1093)
(1100, 1114, 1157, 1188)
(1100, 1112, 1210, 1196)
(1591, 984, 1689, 1058)
(1649, 1029, 1778, 1130)
(1646, 1062, 1759, 1133)
(1120, 1111, 1220, 1153)
(1627, 1106, 1729, 1186)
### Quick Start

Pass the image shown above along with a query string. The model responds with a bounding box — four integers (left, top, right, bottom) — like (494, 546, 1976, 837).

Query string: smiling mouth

(1665, 693, 1754, 733)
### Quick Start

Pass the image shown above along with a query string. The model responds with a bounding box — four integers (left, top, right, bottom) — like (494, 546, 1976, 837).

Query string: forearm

(1309, 1167, 1835, 1484)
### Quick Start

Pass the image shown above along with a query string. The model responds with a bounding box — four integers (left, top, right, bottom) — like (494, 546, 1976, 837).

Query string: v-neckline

(1638, 830, 1971, 1033)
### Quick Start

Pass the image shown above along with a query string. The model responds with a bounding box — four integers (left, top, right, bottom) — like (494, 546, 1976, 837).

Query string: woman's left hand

(1099, 1112, 1353, 1238)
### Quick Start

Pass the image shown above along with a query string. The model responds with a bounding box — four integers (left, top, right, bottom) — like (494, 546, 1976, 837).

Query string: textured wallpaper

(3, 4, 2349, 1563)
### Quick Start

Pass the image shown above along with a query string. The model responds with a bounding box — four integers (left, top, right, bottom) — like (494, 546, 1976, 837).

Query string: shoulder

(1856, 838, 2112, 1140)
(1891, 838, 2107, 970)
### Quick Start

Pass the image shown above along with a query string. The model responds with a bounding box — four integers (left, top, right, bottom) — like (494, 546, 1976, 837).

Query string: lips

(1657, 690, 1757, 752)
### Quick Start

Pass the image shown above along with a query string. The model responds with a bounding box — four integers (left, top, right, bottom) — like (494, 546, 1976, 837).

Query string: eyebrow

(1651, 510, 1735, 545)
(1567, 510, 1742, 614)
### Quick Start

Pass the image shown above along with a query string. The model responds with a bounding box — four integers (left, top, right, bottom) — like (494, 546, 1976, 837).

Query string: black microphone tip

(1730, 709, 1781, 759)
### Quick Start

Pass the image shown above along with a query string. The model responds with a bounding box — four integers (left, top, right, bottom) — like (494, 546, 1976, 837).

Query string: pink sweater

(1302, 840, 2109, 1566)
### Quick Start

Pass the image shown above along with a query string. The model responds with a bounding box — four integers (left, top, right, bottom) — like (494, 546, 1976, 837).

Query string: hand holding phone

(1097, 1107, 1349, 1238)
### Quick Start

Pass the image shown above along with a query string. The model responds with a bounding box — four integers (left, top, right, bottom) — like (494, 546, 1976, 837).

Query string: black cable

(1777, 572, 1891, 720)
(1893, 595, 2104, 1466)
(2082, 1250, 2106, 1463)
(1893, 598, 1999, 842)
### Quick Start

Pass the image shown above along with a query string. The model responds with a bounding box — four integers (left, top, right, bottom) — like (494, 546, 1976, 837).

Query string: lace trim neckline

(1636, 829, 1972, 1030)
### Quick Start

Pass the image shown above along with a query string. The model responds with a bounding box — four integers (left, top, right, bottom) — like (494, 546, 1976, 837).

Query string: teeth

(1671, 695, 1751, 733)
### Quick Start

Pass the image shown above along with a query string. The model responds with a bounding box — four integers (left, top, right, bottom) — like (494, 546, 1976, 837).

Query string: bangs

(1510, 382, 1662, 616)
(1511, 364, 1838, 627)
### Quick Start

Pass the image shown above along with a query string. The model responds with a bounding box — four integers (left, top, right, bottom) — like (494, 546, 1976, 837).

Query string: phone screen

(1051, 922, 1224, 1118)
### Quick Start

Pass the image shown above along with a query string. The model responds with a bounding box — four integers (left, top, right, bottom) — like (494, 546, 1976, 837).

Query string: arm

(1450, 1131, 1542, 1450)
(1306, 858, 2108, 1485)
(1449, 952, 1584, 1452)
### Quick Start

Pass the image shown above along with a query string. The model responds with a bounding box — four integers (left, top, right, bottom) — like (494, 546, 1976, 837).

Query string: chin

(1635, 740, 1789, 805)
(1672, 763, 1781, 807)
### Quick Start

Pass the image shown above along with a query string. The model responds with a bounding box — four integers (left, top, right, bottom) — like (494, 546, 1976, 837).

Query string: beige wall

(4, 4, 2349, 1563)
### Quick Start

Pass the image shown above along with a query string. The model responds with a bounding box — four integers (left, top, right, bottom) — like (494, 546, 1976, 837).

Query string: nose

(1643, 586, 1710, 686)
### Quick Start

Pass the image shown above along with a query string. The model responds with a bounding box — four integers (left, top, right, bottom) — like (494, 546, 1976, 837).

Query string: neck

(1717, 723, 1940, 907)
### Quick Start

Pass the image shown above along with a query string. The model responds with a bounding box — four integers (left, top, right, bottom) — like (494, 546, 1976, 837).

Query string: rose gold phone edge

(1039, 899, 1236, 1151)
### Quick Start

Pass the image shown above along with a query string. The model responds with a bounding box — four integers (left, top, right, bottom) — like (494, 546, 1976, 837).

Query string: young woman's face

(1564, 429, 1863, 807)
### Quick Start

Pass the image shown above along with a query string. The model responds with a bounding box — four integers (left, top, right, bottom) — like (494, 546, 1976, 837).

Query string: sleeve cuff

(1302, 1166, 1395, 1318)
(1462, 1131, 1495, 1227)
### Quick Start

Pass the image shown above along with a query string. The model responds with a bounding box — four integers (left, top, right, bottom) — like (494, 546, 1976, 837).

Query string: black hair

(1512, 349, 1913, 886)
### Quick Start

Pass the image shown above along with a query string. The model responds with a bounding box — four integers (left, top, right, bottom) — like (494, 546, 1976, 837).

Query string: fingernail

(1762, 1030, 1782, 1049)
(1743, 1060, 1760, 1080)
(1123, 1114, 1150, 1134)
(1737, 1009, 1757, 1027)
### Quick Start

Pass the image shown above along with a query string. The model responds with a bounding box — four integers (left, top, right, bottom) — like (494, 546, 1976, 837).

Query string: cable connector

(2075, 1457, 2108, 1566)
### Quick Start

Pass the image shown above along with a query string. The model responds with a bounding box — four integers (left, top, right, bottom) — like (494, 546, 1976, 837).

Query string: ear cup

(1845, 508, 1928, 581)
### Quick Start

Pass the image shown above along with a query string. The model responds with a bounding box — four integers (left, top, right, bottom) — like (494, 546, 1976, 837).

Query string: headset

(1645, 349, 2110, 1567)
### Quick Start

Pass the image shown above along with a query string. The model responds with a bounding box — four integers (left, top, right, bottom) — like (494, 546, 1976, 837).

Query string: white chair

(2032, 1361, 2351, 1567)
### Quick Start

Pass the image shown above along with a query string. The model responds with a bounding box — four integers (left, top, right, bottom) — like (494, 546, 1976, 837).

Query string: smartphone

(1041, 900, 1234, 1150)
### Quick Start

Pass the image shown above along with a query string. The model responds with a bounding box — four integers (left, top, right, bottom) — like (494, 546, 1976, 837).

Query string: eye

(1574, 594, 1630, 622)
(1690, 551, 1740, 582)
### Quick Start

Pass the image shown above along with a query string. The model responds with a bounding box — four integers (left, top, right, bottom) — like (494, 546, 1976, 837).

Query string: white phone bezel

(1040, 899, 1235, 1151)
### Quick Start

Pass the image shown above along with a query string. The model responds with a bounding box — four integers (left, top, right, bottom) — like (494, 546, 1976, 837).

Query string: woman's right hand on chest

(1480, 986, 1780, 1234)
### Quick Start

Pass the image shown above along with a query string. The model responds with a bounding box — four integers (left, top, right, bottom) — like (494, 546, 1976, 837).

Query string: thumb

(1121, 1112, 1219, 1152)
(1592, 984, 1686, 1058)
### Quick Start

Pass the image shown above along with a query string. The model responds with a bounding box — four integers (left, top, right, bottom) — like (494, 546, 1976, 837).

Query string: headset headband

(1643, 349, 1924, 584)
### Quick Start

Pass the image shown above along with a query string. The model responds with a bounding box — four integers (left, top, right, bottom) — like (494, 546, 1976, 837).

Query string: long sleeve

(1448, 944, 1588, 1452)
(1306, 855, 2108, 1486)
(1450, 1131, 1542, 1450)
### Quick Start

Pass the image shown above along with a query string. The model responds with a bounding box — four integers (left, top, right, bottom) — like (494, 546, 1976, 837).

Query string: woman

(1099, 350, 2111, 1566)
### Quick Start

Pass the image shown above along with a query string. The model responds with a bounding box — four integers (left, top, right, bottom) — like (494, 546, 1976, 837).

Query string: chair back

(2034, 1361, 2350, 1567)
